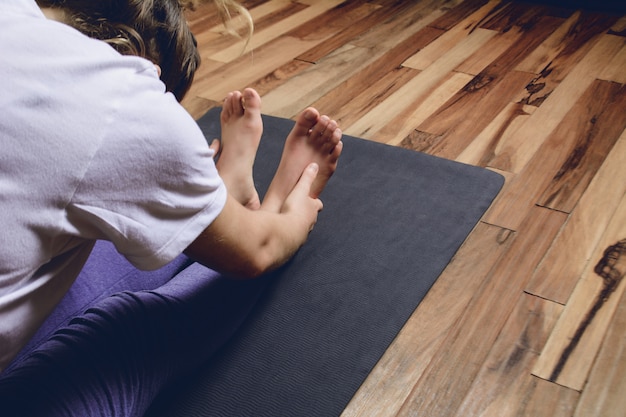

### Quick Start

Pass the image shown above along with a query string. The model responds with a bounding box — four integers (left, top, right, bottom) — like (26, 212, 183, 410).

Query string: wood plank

(526, 130, 626, 304)
(185, 0, 221, 34)
(456, 102, 536, 166)
(453, 294, 573, 417)
(345, 27, 497, 139)
(193, 0, 302, 58)
(261, 4, 448, 118)
(194, 35, 320, 101)
(210, 0, 345, 63)
(185, 1, 312, 100)
(487, 34, 625, 173)
(291, 1, 384, 63)
(609, 14, 626, 35)
(244, 1, 310, 33)
(379, 72, 475, 146)
(536, 82, 626, 212)
(312, 66, 422, 130)
(478, 0, 571, 32)
(402, 0, 502, 70)
(246, 59, 313, 98)
(515, 11, 618, 75)
(521, 378, 580, 417)
(483, 79, 625, 231)
(598, 41, 626, 83)
(260, 42, 377, 117)
(515, 11, 619, 108)
(415, 70, 535, 161)
(574, 276, 626, 417)
(346, 0, 452, 49)
(415, 13, 565, 160)
(186, 0, 267, 34)
(429, 0, 491, 31)
(341, 222, 515, 417)
(532, 194, 626, 390)
(455, 25, 523, 75)
(395, 206, 567, 417)
(515, 10, 582, 74)
(287, 0, 380, 43)
(307, 26, 444, 127)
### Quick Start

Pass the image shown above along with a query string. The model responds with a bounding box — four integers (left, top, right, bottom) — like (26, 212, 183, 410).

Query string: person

(0, 0, 343, 415)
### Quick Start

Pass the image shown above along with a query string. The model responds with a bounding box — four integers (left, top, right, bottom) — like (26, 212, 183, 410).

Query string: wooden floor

(182, 1, 626, 415)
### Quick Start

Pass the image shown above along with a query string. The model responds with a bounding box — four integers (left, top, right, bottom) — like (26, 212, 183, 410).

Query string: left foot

(216, 88, 263, 210)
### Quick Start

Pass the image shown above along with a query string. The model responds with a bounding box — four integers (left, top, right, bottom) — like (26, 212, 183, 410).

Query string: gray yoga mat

(148, 108, 504, 417)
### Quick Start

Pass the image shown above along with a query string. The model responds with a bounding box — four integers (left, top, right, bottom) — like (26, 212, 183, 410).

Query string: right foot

(263, 107, 343, 212)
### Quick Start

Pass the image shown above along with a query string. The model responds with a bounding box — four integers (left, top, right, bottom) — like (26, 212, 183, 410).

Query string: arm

(185, 163, 322, 279)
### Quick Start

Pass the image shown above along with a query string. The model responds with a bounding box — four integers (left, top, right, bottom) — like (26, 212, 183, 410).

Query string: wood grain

(483, 79, 626, 231)
(402, 0, 502, 70)
(345, 27, 497, 138)
(415, 8, 566, 161)
(210, 0, 345, 62)
(195, 35, 321, 101)
(453, 294, 571, 417)
(384, 72, 475, 147)
(526, 131, 626, 304)
(574, 274, 626, 417)
(308, 26, 443, 127)
(455, 102, 536, 166)
(487, 33, 625, 173)
(536, 82, 626, 212)
(532, 195, 626, 390)
(263, 1, 449, 118)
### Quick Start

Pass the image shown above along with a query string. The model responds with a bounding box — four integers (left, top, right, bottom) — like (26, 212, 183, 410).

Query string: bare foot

(216, 88, 263, 210)
(263, 107, 343, 212)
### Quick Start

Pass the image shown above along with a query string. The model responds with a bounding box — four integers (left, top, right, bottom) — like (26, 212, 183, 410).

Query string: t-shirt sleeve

(67, 72, 226, 270)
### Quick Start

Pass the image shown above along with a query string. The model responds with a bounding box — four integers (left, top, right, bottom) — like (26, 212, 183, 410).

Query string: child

(0, 0, 342, 415)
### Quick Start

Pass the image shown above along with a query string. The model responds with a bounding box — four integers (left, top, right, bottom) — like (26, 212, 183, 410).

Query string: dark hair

(38, 0, 200, 101)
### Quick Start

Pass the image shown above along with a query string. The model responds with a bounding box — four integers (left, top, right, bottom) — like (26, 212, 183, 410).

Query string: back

(0, 0, 227, 370)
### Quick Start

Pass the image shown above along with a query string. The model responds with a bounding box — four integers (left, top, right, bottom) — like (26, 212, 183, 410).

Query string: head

(37, 0, 252, 101)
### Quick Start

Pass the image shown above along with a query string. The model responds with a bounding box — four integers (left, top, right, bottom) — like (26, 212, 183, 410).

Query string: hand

(279, 163, 323, 233)
(185, 163, 324, 279)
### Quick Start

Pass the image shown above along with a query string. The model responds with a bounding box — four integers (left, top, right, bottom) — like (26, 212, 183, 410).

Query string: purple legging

(0, 241, 268, 416)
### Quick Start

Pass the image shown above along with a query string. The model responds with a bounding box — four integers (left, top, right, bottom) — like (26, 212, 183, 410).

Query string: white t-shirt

(0, 0, 227, 370)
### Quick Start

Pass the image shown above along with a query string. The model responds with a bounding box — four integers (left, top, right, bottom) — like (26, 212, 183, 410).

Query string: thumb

(296, 163, 319, 192)
(293, 163, 323, 212)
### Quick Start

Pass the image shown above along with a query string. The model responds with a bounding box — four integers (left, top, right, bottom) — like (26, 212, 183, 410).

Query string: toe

(331, 126, 342, 145)
(242, 88, 262, 110)
(310, 115, 330, 138)
(330, 140, 343, 160)
(292, 107, 320, 136)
